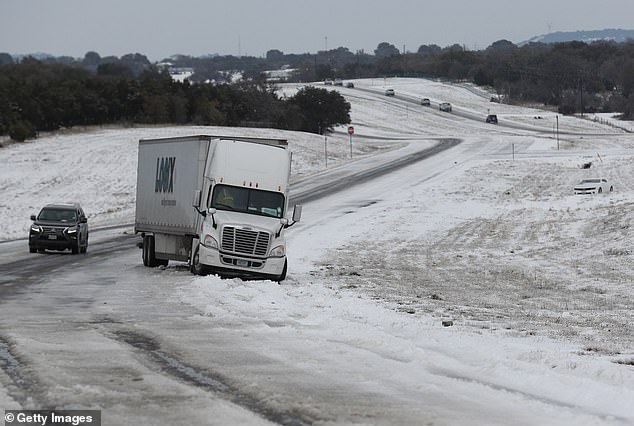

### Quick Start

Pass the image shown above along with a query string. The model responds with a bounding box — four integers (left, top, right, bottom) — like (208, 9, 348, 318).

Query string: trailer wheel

(142, 235, 148, 266)
(143, 235, 168, 267)
(143, 235, 157, 267)
(190, 246, 207, 275)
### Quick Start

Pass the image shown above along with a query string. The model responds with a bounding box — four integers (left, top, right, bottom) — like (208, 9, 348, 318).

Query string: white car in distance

(573, 178, 613, 194)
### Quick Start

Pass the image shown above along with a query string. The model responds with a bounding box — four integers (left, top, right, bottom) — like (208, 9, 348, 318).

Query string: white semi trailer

(134, 135, 301, 281)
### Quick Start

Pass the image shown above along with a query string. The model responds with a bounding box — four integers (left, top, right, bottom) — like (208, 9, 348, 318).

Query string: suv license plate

(48, 235, 57, 240)
(236, 259, 248, 267)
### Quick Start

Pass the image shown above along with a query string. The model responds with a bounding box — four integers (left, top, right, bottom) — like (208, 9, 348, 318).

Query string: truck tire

(190, 246, 207, 275)
(143, 235, 169, 267)
(142, 235, 148, 266)
(143, 235, 158, 267)
(275, 259, 288, 282)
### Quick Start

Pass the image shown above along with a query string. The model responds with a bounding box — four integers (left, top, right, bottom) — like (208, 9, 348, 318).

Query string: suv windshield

(210, 184, 285, 218)
(38, 208, 77, 222)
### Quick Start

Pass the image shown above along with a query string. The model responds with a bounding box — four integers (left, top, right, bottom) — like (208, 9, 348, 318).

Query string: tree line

(1, 38, 633, 141)
(157, 39, 634, 119)
(0, 58, 350, 142)
(369, 40, 634, 118)
(287, 40, 633, 119)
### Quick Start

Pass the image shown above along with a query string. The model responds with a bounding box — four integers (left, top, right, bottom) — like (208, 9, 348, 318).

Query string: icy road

(1, 78, 633, 425)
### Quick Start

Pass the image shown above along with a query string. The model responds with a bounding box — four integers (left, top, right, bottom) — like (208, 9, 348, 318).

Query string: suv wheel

(80, 234, 88, 253)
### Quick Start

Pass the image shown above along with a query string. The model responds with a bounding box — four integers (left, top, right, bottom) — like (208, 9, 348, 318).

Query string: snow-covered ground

(1, 77, 634, 424)
(0, 125, 394, 240)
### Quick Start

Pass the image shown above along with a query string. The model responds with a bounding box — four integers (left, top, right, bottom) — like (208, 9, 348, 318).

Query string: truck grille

(221, 226, 270, 257)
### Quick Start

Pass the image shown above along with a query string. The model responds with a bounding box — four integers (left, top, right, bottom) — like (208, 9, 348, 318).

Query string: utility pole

(324, 132, 328, 168)
(349, 133, 353, 159)
(555, 114, 559, 151)
(580, 75, 584, 117)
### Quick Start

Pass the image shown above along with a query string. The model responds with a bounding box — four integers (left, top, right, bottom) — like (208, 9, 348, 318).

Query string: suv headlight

(203, 234, 218, 249)
(66, 226, 78, 234)
(31, 225, 42, 233)
(269, 244, 286, 258)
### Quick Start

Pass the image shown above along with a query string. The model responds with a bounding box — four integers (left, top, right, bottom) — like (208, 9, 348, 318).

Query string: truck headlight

(203, 234, 218, 249)
(269, 244, 286, 258)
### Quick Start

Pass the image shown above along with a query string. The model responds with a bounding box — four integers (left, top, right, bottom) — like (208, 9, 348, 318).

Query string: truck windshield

(211, 184, 285, 218)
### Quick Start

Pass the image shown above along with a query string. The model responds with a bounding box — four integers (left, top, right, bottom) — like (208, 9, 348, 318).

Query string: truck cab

(193, 138, 299, 280)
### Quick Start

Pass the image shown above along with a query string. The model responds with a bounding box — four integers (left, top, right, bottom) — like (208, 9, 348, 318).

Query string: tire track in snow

(110, 329, 315, 426)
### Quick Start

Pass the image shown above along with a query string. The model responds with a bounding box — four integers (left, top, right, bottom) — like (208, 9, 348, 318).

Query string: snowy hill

(521, 28, 634, 45)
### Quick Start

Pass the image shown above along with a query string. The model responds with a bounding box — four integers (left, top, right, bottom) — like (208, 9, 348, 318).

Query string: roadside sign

(347, 126, 354, 159)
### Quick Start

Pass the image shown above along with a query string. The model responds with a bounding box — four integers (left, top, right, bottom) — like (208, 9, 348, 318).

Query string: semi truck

(134, 135, 301, 281)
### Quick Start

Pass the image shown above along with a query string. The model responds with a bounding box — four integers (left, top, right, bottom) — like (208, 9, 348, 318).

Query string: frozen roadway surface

(0, 139, 463, 425)
(1, 78, 634, 425)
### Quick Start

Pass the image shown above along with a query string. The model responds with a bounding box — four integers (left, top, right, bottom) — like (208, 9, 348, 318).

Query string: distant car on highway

(486, 114, 498, 124)
(573, 178, 613, 195)
(346, 82, 355, 88)
(324, 79, 333, 85)
(333, 79, 343, 86)
(385, 88, 395, 96)
(421, 98, 431, 106)
(29, 203, 89, 254)
(439, 102, 452, 112)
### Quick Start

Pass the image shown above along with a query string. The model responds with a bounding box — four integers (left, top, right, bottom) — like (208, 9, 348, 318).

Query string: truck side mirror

(207, 208, 217, 229)
(281, 205, 302, 232)
(292, 205, 302, 223)
(192, 190, 202, 208)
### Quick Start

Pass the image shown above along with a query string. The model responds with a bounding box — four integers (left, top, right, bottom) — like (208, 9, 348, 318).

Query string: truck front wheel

(275, 259, 288, 282)
(190, 246, 207, 276)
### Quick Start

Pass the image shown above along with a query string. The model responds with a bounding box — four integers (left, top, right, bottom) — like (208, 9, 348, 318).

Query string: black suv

(29, 203, 89, 254)
(486, 114, 498, 124)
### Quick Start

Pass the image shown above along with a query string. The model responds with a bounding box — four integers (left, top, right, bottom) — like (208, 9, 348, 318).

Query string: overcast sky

(2, 0, 633, 61)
